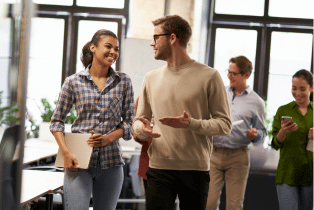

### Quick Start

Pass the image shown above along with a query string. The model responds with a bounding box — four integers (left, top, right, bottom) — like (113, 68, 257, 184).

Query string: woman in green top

(271, 69, 313, 210)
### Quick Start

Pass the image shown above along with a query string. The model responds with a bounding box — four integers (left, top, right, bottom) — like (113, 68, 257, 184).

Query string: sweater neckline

(166, 60, 195, 71)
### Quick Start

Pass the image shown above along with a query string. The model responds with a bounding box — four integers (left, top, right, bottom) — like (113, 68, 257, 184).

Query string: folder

(55, 133, 93, 169)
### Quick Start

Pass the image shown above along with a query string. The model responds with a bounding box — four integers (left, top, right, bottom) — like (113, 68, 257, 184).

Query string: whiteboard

(121, 38, 166, 99)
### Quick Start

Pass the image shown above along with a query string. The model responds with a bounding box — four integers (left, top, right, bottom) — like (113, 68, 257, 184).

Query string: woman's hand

(63, 151, 80, 172)
(280, 120, 298, 135)
(277, 120, 298, 143)
(309, 127, 313, 139)
(87, 130, 111, 147)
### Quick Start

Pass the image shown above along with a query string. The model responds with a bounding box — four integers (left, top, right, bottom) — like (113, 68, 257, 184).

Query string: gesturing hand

(159, 111, 190, 128)
(247, 128, 257, 140)
(138, 117, 161, 139)
(87, 130, 111, 147)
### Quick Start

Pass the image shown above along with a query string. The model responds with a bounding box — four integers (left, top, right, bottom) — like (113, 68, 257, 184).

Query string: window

(206, 0, 313, 147)
(27, 17, 65, 122)
(0, 18, 11, 105)
(269, 0, 314, 19)
(213, 28, 257, 88)
(32, 0, 73, 6)
(267, 31, 312, 117)
(215, 0, 265, 16)
(76, 0, 125, 9)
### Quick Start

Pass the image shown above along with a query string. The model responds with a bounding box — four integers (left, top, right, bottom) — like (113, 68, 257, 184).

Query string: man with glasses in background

(206, 55, 267, 210)
(132, 15, 231, 210)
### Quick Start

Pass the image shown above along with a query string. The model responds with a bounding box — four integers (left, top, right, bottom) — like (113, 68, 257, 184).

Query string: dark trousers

(146, 167, 210, 210)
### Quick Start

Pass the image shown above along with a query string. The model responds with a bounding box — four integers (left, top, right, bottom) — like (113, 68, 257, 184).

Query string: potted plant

(0, 91, 20, 139)
(38, 98, 76, 141)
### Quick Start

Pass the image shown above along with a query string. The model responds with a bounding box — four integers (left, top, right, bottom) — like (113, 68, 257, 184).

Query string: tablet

(55, 133, 93, 169)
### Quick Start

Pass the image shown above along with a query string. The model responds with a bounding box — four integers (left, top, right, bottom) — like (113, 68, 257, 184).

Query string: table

(21, 170, 64, 209)
(13, 139, 59, 165)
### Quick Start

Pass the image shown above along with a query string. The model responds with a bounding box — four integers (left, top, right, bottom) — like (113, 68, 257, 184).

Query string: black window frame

(8, 0, 129, 86)
(205, 0, 313, 100)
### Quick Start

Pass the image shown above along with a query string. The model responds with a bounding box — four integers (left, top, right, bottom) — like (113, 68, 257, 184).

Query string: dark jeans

(146, 167, 210, 210)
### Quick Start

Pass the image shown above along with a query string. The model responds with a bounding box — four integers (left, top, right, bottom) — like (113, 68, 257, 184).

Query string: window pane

(0, 18, 11, 105)
(269, 0, 314, 19)
(76, 20, 119, 72)
(77, 0, 124, 9)
(215, 0, 264, 16)
(213, 28, 257, 88)
(32, 0, 73, 6)
(27, 17, 65, 123)
(267, 32, 312, 118)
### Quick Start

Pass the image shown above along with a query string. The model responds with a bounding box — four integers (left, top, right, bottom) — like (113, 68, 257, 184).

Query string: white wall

(121, 38, 166, 99)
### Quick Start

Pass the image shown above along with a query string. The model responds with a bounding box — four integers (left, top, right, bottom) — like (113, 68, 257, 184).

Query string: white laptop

(55, 133, 93, 169)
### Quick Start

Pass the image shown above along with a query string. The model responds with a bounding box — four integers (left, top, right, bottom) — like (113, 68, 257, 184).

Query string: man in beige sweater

(132, 15, 231, 210)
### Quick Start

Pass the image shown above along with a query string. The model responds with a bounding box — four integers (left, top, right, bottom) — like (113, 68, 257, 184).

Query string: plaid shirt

(50, 67, 134, 169)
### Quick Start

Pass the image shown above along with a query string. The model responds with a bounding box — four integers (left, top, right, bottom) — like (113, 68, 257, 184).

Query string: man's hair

(152, 15, 192, 47)
(229, 56, 253, 75)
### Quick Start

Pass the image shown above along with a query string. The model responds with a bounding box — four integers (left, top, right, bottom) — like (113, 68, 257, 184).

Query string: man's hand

(159, 111, 190, 128)
(87, 130, 111, 147)
(139, 117, 161, 139)
(247, 128, 257, 140)
(132, 131, 153, 143)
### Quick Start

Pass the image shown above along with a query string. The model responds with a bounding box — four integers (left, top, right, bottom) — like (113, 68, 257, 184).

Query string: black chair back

(0, 125, 21, 210)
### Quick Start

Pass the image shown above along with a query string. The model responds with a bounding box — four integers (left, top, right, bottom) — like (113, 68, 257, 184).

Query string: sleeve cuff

(187, 118, 200, 130)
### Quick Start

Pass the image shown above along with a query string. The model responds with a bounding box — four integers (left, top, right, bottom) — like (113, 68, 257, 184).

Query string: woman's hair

(80, 29, 118, 68)
(293, 69, 313, 101)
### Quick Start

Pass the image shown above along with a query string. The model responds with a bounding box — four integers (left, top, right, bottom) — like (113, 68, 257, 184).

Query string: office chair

(0, 125, 21, 210)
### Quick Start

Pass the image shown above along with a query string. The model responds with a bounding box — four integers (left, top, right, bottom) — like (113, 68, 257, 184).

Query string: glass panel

(267, 32, 312, 118)
(213, 28, 258, 89)
(32, 0, 73, 6)
(0, 18, 11, 107)
(215, 0, 264, 16)
(27, 17, 65, 126)
(76, 0, 124, 9)
(269, 0, 314, 19)
(76, 20, 119, 72)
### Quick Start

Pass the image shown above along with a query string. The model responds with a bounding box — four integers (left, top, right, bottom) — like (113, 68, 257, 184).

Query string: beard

(155, 43, 172, 61)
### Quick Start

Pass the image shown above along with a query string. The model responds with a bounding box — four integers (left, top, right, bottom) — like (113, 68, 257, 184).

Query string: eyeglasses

(226, 70, 242, 78)
(153, 34, 171, 43)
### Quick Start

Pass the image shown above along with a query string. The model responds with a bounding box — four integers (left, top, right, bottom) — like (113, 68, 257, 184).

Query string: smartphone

(282, 116, 293, 123)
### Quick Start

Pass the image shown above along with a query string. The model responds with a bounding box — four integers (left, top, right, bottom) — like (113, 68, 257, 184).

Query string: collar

(228, 86, 252, 95)
(78, 66, 120, 80)
(291, 101, 313, 110)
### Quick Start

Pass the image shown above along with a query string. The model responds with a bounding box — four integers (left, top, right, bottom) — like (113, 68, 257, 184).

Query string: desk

(13, 139, 59, 165)
(21, 170, 64, 209)
(15, 138, 140, 165)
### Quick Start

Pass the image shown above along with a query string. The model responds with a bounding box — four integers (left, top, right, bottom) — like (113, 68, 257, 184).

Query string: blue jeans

(276, 184, 313, 210)
(63, 166, 123, 210)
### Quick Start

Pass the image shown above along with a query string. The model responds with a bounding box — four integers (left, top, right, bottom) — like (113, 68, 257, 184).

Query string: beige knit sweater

(133, 60, 231, 171)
